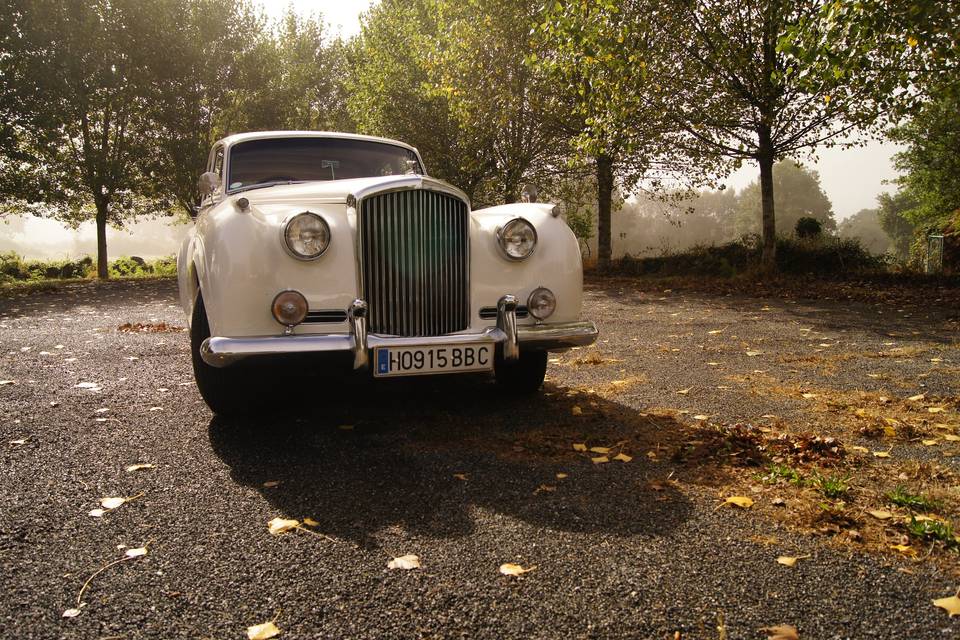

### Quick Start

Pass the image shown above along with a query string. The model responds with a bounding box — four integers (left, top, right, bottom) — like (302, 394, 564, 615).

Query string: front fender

(470, 202, 583, 324)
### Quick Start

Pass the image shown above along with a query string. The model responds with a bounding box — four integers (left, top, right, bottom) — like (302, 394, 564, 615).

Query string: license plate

(374, 343, 494, 378)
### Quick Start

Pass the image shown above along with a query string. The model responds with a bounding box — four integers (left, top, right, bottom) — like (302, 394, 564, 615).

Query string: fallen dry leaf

(708, 329, 723, 335)
(776, 555, 810, 567)
(556, 473, 568, 479)
(589, 446, 611, 454)
(945, 434, 960, 442)
(907, 393, 926, 402)
(872, 451, 891, 458)
(453, 473, 468, 481)
(0, 380, 15, 386)
(676, 387, 692, 395)
(100, 494, 140, 510)
(247, 620, 281, 640)
(922, 440, 939, 446)
(499, 563, 536, 577)
(571, 405, 583, 416)
(762, 624, 799, 640)
(591, 456, 609, 464)
(267, 517, 300, 535)
(62, 607, 82, 618)
(88, 508, 106, 518)
(868, 510, 894, 520)
(338, 424, 354, 431)
(262, 480, 280, 488)
(801, 393, 817, 399)
(933, 593, 960, 618)
(572, 443, 587, 452)
(613, 453, 632, 462)
(929, 407, 946, 414)
(746, 351, 762, 357)
(692, 414, 709, 421)
(387, 554, 421, 570)
(124, 547, 148, 559)
(725, 496, 754, 509)
(890, 544, 917, 556)
(302, 517, 320, 527)
(125, 463, 155, 473)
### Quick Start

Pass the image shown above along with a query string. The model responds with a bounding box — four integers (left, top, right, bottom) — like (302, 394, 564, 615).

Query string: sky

(1, 0, 905, 259)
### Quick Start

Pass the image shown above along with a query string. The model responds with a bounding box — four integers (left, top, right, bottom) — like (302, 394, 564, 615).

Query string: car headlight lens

(283, 212, 330, 260)
(527, 287, 556, 320)
(497, 217, 537, 260)
(271, 290, 308, 326)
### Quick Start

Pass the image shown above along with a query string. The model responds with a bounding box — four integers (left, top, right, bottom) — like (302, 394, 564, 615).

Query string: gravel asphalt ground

(1, 277, 959, 639)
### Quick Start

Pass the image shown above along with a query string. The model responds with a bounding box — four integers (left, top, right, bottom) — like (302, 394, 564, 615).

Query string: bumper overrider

(200, 295, 598, 368)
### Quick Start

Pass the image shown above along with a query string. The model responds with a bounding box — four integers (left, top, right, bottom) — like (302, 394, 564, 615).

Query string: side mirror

(198, 171, 221, 197)
(521, 184, 538, 203)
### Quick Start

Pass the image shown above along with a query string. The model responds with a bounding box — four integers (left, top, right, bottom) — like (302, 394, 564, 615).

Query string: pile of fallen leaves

(117, 322, 185, 333)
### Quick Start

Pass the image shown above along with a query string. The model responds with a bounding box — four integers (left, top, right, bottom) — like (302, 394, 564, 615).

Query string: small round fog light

(271, 290, 308, 327)
(527, 287, 556, 320)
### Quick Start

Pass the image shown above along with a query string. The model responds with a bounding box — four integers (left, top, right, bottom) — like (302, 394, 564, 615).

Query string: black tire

(494, 349, 548, 394)
(191, 294, 252, 417)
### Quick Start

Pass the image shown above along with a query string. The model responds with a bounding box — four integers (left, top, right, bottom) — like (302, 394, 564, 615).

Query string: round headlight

(283, 212, 330, 260)
(497, 217, 537, 260)
(271, 290, 308, 327)
(527, 287, 556, 320)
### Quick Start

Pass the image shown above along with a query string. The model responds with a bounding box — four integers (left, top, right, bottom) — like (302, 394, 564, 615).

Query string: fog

(0, 215, 190, 260)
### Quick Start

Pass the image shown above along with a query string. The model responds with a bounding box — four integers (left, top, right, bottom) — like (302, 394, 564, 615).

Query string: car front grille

(359, 189, 470, 336)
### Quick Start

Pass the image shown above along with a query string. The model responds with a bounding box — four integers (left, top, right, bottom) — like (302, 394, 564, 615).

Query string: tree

(887, 86, 960, 233)
(877, 191, 917, 261)
(734, 160, 835, 237)
(348, 0, 494, 202)
(1, 0, 169, 278)
(607, 0, 894, 269)
(536, 1, 695, 270)
(783, 1, 960, 118)
(837, 208, 891, 255)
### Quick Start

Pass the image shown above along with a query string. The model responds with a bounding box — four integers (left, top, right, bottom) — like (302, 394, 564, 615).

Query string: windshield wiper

(232, 179, 307, 193)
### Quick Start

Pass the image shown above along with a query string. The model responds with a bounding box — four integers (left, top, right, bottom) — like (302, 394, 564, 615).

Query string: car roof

(215, 130, 419, 155)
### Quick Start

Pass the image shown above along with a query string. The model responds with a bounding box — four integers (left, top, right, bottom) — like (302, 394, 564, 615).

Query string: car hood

(232, 175, 470, 207)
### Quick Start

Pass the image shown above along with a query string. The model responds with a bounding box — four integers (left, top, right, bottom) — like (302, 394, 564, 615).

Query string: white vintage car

(177, 131, 597, 414)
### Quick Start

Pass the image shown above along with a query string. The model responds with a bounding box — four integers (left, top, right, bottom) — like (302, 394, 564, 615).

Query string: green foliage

(611, 235, 886, 278)
(760, 463, 803, 485)
(809, 471, 851, 499)
(904, 516, 957, 548)
(795, 217, 823, 239)
(0, 251, 173, 283)
(887, 485, 942, 513)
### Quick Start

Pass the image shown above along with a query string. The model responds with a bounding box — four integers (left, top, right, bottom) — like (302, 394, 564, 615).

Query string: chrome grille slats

(359, 189, 469, 337)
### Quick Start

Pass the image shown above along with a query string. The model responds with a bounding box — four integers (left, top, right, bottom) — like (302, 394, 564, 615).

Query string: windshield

(227, 137, 423, 192)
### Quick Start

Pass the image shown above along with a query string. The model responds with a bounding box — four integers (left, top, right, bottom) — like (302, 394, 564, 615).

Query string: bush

(795, 217, 823, 238)
(0, 252, 175, 283)
(609, 235, 888, 278)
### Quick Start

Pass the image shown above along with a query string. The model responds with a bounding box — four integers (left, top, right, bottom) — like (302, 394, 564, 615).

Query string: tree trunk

(596, 154, 614, 271)
(757, 126, 776, 271)
(95, 202, 109, 279)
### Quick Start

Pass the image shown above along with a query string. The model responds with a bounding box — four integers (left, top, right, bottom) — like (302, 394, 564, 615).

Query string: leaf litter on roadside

(499, 563, 535, 577)
(387, 554, 421, 570)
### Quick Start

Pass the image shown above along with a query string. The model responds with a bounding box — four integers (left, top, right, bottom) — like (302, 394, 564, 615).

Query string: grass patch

(887, 485, 942, 512)
(809, 471, 851, 499)
(759, 463, 803, 485)
(904, 516, 958, 548)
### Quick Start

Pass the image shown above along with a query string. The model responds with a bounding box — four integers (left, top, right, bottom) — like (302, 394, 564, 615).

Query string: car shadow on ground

(208, 376, 697, 549)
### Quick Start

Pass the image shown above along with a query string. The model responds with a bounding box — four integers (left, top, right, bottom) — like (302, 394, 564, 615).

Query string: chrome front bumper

(200, 295, 598, 368)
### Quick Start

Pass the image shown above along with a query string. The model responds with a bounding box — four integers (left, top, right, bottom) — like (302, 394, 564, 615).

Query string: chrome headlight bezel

(496, 217, 537, 261)
(281, 211, 330, 261)
(527, 287, 556, 320)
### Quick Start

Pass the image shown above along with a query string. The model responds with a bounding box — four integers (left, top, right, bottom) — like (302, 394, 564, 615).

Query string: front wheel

(494, 349, 548, 394)
(191, 294, 253, 417)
